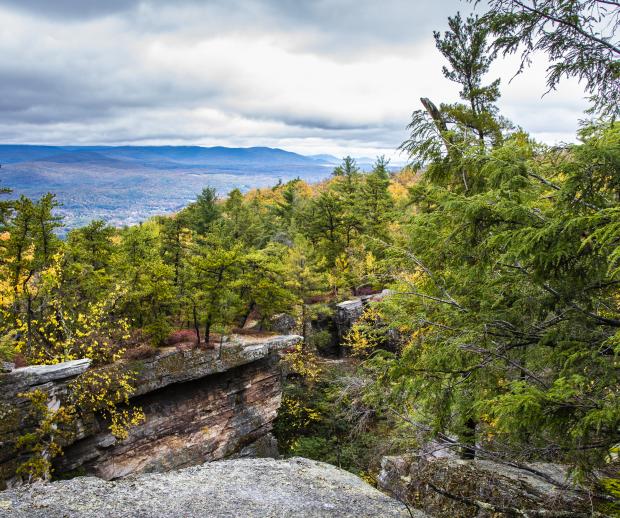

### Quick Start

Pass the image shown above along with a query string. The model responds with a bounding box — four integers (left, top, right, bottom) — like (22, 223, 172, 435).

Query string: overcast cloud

(0, 0, 589, 158)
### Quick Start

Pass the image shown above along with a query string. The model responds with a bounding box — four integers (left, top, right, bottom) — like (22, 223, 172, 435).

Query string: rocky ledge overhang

(130, 334, 302, 396)
(335, 290, 391, 338)
(1, 334, 301, 399)
(0, 334, 302, 487)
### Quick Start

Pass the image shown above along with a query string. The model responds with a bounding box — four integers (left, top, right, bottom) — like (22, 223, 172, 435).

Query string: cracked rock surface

(0, 457, 423, 518)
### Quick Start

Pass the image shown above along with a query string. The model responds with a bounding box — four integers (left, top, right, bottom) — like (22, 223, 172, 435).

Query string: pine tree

(362, 6, 620, 476)
(477, 0, 620, 116)
(359, 156, 395, 237)
(189, 230, 243, 345)
(400, 13, 508, 178)
(188, 187, 220, 235)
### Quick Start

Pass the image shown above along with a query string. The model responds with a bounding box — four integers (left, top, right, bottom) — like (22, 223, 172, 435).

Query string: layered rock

(0, 334, 301, 488)
(0, 457, 421, 518)
(0, 359, 93, 487)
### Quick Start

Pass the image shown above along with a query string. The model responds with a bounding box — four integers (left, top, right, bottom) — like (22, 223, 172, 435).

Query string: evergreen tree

(359, 156, 395, 237)
(434, 12, 502, 143)
(356, 7, 620, 479)
(0, 183, 12, 229)
(222, 188, 256, 244)
(116, 223, 177, 341)
(33, 193, 62, 265)
(159, 214, 191, 287)
(67, 219, 115, 272)
(64, 220, 116, 305)
(477, 0, 620, 116)
(332, 157, 363, 248)
(189, 231, 243, 344)
(188, 187, 220, 235)
(400, 13, 507, 181)
(304, 190, 346, 264)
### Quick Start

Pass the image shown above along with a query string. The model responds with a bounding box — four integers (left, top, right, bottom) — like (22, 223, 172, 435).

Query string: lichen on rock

(0, 457, 423, 518)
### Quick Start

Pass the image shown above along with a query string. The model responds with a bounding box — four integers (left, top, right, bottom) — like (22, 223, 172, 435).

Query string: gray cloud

(0, 0, 139, 18)
(0, 0, 588, 156)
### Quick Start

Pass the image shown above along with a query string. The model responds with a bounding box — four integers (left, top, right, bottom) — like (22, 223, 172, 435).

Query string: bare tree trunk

(192, 304, 200, 345)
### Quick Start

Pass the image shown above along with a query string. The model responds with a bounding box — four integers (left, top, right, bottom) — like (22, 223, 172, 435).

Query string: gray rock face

(335, 290, 390, 340)
(269, 313, 297, 334)
(0, 457, 422, 518)
(378, 454, 599, 517)
(0, 335, 302, 487)
(58, 356, 285, 480)
(7, 359, 92, 386)
(129, 334, 302, 397)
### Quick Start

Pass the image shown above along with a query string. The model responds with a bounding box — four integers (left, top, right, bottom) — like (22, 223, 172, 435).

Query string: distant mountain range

(0, 145, 387, 232)
(0, 145, 341, 168)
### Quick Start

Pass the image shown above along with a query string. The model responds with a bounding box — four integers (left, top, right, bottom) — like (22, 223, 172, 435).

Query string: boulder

(0, 457, 424, 518)
(270, 313, 297, 335)
(378, 454, 605, 517)
(335, 290, 391, 340)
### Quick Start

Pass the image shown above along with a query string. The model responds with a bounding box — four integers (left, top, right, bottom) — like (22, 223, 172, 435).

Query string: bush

(164, 329, 198, 345)
(0, 339, 17, 363)
(123, 344, 158, 360)
(144, 319, 172, 346)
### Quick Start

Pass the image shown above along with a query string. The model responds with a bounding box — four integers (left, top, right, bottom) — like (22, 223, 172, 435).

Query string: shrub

(164, 329, 198, 345)
(123, 344, 158, 360)
(304, 293, 334, 304)
(16, 389, 76, 482)
(13, 353, 28, 368)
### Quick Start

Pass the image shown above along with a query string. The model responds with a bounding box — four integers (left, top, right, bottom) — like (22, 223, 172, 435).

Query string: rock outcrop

(0, 334, 301, 487)
(0, 457, 423, 518)
(378, 454, 602, 517)
(335, 290, 390, 340)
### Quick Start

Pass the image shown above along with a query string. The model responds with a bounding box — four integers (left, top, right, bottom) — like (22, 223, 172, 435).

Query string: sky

(0, 0, 590, 160)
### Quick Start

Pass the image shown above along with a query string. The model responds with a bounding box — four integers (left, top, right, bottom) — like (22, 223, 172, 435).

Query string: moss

(0, 458, 20, 490)
(126, 359, 146, 377)
(52, 466, 87, 481)
(152, 350, 200, 376)
(0, 403, 21, 436)
(599, 478, 620, 516)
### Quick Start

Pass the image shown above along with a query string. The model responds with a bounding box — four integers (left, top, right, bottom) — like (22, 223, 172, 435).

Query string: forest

(0, 0, 618, 512)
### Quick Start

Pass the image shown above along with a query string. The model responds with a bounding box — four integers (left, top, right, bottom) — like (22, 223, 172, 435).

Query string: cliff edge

(0, 457, 423, 518)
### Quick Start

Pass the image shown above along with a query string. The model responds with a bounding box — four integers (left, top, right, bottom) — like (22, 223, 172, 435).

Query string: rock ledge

(0, 457, 421, 518)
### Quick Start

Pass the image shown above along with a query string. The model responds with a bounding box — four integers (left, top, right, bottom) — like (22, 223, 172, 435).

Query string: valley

(0, 145, 343, 230)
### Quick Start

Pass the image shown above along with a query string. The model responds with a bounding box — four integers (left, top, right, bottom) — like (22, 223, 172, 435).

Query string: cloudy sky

(0, 0, 589, 159)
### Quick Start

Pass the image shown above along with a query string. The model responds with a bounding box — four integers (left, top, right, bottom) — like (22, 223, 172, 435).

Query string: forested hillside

(0, 153, 408, 358)
(0, 0, 618, 513)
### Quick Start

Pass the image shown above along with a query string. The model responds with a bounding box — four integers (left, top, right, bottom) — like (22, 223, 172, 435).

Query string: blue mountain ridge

(0, 145, 341, 232)
(0, 145, 335, 167)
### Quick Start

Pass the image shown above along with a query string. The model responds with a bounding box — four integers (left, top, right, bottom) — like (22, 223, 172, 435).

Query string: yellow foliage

(282, 342, 322, 382)
(344, 306, 383, 356)
(280, 395, 321, 427)
(16, 389, 76, 481)
(70, 367, 144, 440)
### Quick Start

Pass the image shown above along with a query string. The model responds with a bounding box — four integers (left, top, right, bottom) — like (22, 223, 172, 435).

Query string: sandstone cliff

(0, 334, 301, 487)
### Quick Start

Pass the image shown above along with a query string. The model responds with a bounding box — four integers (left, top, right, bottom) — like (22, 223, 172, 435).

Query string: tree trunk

(204, 316, 212, 347)
(192, 304, 200, 346)
(461, 417, 477, 459)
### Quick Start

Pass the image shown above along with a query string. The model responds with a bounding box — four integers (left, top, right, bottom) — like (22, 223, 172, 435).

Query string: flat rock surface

(5, 358, 91, 385)
(0, 457, 420, 518)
